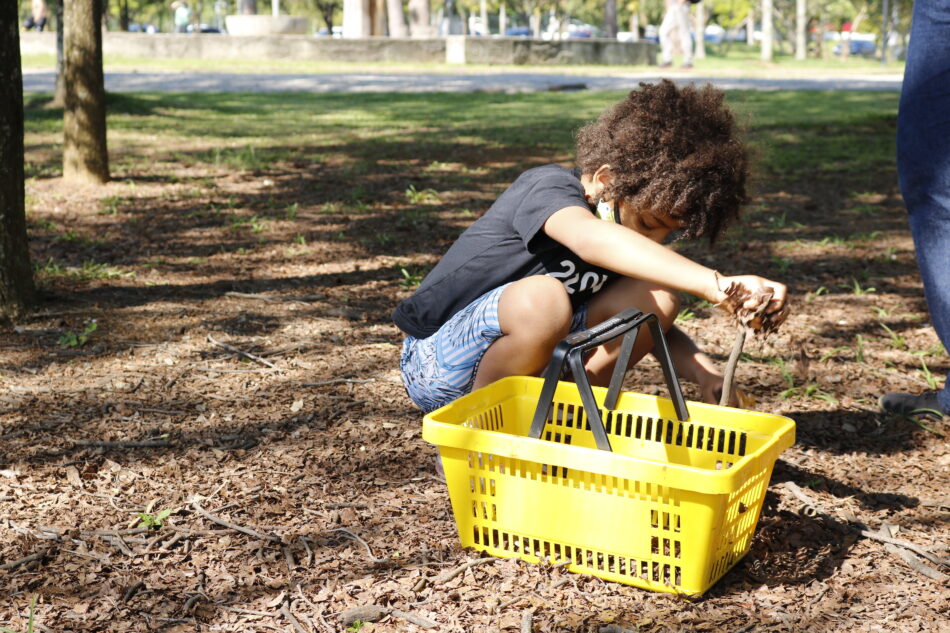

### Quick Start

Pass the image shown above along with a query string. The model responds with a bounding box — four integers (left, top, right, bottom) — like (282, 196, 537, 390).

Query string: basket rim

(422, 377, 796, 494)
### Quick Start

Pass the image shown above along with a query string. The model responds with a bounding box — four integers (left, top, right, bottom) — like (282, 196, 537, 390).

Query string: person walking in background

(658, 0, 693, 69)
(172, 0, 192, 33)
(23, 0, 48, 31)
(880, 0, 950, 419)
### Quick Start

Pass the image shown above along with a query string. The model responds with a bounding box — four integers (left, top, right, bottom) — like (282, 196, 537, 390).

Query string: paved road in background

(22, 70, 902, 93)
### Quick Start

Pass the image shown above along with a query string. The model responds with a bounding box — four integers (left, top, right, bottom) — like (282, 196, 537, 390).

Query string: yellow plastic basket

(423, 309, 795, 595)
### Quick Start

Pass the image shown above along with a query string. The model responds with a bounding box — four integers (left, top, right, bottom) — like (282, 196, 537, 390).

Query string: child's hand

(716, 274, 789, 329)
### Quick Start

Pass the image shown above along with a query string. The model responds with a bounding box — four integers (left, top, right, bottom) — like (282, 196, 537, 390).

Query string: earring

(596, 198, 614, 222)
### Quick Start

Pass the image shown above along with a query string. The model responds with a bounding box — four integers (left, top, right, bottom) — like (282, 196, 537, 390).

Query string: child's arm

(543, 205, 787, 313)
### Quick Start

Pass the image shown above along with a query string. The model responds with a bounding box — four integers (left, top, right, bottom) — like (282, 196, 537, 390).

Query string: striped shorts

(400, 281, 588, 413)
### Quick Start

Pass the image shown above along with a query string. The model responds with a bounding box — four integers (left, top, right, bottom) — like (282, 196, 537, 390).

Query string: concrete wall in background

(20, 32, 655, 66)
(446, 36, 655, 66)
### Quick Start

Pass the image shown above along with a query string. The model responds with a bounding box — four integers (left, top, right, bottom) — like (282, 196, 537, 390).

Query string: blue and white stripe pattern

(400, 284, 508, 413)
(400, 281, 588, 413)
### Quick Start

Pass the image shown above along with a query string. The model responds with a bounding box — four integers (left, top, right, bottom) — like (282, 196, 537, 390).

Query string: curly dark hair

(575, 80, 748, 243)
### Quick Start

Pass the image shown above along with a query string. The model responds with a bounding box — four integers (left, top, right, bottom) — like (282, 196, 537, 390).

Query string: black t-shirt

(393, 164, 617, 339)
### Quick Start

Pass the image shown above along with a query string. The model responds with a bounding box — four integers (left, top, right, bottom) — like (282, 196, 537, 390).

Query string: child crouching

(393, 80, 788, 413)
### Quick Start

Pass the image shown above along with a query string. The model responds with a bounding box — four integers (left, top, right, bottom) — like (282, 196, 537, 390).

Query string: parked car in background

(505, 26, 531, 37)
(316, 26, 343, 37)
(128, 23, 160, 33)
(834, 39, 877, 56)
(186, 23, 223, 34)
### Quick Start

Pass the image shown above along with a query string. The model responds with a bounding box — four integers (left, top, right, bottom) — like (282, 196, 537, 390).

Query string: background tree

(63, 0, 110, 184)
(386, 0, 409, 34)
(313, 0, 341, 29)
(604, 0, 618, 37)
(408, 0, 433, 35)
(0, 4, 37, 321)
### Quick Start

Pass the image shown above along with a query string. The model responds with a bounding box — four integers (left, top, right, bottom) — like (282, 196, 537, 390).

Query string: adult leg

(473, 275, 573, 389)
(883, 0, 950, 415)
(658, 9, 676, 65)
(676, 4, 694, 66)
(582, 276, 680, 386)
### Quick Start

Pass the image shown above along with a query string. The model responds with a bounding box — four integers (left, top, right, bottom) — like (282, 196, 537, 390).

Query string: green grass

(24, 90, 899, 178)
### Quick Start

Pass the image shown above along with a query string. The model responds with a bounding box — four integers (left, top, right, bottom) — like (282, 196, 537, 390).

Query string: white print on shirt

(548, 259, 609, 295)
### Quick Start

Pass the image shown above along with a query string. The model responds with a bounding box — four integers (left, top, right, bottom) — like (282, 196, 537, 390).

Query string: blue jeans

(897, 0, 950, 411)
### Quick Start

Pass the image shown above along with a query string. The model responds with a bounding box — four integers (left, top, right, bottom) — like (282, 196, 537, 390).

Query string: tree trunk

(760, 0, 773, 61)
(794, 0, 805, 59)
(604, 0, 617, 39)
(694, 2, 706, 59)
(498, 2, 506, 36)
(842, 4, 868, 60)
(386, 0, 407, 35)
(63, 0, 109, 184)
(0, 7, 37, 322)
(407, 0, 432, 37)
(119, 0, 130, 30)
(746, 11, 754, 45)
(52, 0, 65, 107)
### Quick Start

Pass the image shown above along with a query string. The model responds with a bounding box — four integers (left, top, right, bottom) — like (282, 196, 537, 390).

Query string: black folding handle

(527, 307, 690, 452)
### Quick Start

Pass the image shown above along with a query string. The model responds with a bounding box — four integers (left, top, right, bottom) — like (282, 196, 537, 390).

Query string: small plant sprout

(855, 334, 866, 363)
(346, 621, 365, 633)
(285, 202, 299, 220)
(805, 286, 828, 304)
(400, 267, 424, 289)
(772, 256, 793, 273)
(819, 346, 851, 363)
(0, 594, 36, 633)
(842, 278, 876, 295)
(871, 306, 892, 318)
(405, 184, 440, 204)
(769, 358, 795, 388)
(919, 359, 940, 390)
(138, 508, 174, 529)
(58, 321, 98, 348)
(675, 308, 696, 323)
(780, 384, 838, 403)
(99, 195, 121, 215)
(879, 323, 907, 350)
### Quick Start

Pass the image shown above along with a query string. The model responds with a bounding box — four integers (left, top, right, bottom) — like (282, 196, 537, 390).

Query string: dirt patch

(3, 104, 948, 633)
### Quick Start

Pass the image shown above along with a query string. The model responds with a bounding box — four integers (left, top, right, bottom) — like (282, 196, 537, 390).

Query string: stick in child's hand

(716, 281, 789, 407)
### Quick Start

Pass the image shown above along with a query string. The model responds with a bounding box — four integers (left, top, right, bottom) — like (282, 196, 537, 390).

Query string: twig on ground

(784, 481, 950, 571)
(521, 610, 533, 633)
(328, 528, 387, 563)
(75, 439, 171, 449)
(340, 605, 389, 626)
(190, 502, 281, 543)
(225, 291, 280, 303)
(301, 378, 375, 388)
(107, 535, 136, 557)
(181, 594, 202, 614)
(423, 556, 497, 589)
(281, 605, 308, 633)
(121, 581, 146, 603)
(498, 594, 527, 611)
(0, 551, 46, 571)
(391, 609, 438, 629)
(882, 536, 949, 581)
(207, 334, 278, 369)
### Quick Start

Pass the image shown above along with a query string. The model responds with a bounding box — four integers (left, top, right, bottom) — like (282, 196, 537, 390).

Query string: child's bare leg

(473, 275, 573, 389)
(583, 277, 680, 386)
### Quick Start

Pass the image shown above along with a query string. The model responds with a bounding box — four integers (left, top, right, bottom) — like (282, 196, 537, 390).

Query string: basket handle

(527, 307, 690, 452)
